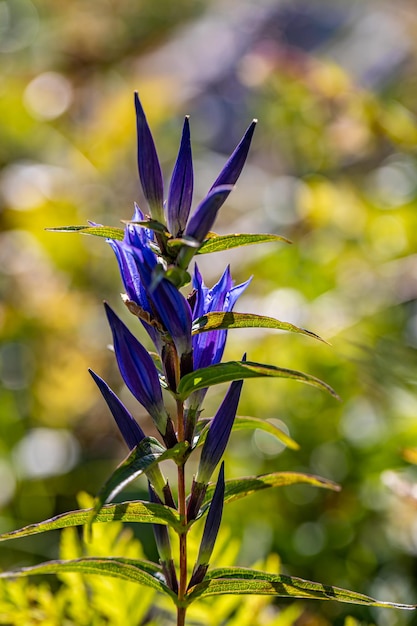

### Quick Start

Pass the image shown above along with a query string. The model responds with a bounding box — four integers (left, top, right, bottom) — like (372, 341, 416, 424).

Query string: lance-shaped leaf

(0, 557, 176, 600)
(197, 379, 243, 485)
(134, 92, 164, 223)
(167, 116, 193, 236)
(186, 567, 415, 609)
(0, 500, 182, 542)
(188, 463, 225, 589)
(89, 438, 189, 529)
(105, 303, 170, 436)
(192, 312, 328, 344)
(177, 360, 339, 401)
(197, 232, 291, 254)
(198, 471, 340, 520)
(209, 120, 257, 191)
(89, 369, 170, 502)
(46, 225, 125, 240)
(194, 416, 299, 451)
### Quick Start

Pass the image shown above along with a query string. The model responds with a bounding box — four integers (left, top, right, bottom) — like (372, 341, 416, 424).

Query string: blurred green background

(2, 0, 417, 624)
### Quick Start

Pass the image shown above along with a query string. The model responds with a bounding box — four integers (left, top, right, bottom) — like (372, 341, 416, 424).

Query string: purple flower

(108, 206, 162, 350)
(196, 376, 243, 485)
(192, 265, 251, 371)
(188, 463, 225, 589)
(104, 302, 170, 436)
(167, 116, 193, 237)
(184, 267, 250, 436)
(135, 93, 164, 223)
(109, 206, 193, 367)
(89, 369, 171, 501)
(89, 369, 146, 450)
(134, 92, 256, 248)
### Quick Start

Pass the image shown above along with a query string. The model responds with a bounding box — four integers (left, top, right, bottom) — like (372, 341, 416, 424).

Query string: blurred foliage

(2, 0, 417, 624)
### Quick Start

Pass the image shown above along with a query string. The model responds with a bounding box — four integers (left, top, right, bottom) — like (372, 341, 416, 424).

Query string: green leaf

(199, 472, 340, 517)
(0, 557, 176, 600)
(197, 233, 291, 254)
(0, 500, 182, 543)
(90, 438, 189, 529)
(233, 417, 299, 449)
(177, 360, 339, 401)
(46, 225, 125, 240)
(185, 568, 415, 609)
(194, 416, 299, 451)
(192, 312, 327, 344)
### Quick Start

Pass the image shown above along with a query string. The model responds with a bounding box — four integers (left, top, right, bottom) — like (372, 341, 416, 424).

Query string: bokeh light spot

(24, 72, 73, 120)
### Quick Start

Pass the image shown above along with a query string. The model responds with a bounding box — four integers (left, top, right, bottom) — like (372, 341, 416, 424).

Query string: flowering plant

(0, 93, 413, 625)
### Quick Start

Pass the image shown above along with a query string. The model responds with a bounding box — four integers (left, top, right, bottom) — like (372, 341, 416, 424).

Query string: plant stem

(177, 399, 187, 626)
(177, 606, 186, 626)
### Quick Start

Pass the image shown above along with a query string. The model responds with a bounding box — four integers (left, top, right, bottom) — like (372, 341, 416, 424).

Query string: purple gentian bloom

(89, 369, 171, 502)
(109, 205, 193, 364)
(134, 92, 256, 245)
(104, 303, 170, 436)
(183, 185, 233, 244)
(188, 462, 225, 589)
(184, 266, 250, 433)
(196, 375, 244, 485)
(167, 116, 193, 237)
(89, 369, 146, 449)
(192, 265, 251, 371)
(135, 92, 164, 223)
(126, 241, 193, 360)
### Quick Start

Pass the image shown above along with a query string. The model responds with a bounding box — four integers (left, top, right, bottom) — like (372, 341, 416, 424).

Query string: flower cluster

(90, 92, 256, 589)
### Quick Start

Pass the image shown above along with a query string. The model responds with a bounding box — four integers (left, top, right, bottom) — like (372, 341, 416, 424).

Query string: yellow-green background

(2, 1, 417, 624)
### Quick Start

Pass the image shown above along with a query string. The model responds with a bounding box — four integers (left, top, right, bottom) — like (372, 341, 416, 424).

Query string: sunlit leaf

(186, 567, 415, 608)
(0, 557, 176, 599)
(46, 225, 125, 240)
(198, 472, 340, 518)
(0, 501, 182, 543)
(192, 312, 327, 344)
(197, 233, 291, 254)
(194, 416, 299, 450)
(177, 360, 339, 400)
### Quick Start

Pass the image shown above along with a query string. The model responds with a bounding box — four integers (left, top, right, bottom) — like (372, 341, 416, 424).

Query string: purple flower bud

(188, 463, 225, 589)
(89, 369, 146, 449)
(196, 377, 243, 485)
(104, 303, 169, 436)
(184, 185, 233, 244)
(167, 116, 193, 237)
(90, 369, 171, 500)
(209, 120, 257, 191)
(134, 92, 164, 223)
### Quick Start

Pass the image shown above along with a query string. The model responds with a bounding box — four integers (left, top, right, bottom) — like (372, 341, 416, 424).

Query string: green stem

(177, 399, 188, 625)
(177, 606, 187, 626)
